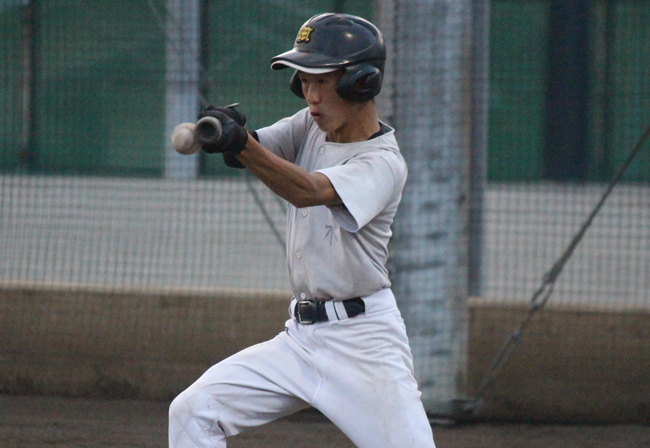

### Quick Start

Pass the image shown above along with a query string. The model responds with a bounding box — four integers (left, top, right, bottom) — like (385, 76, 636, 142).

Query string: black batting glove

(198, 103, 247, 127)
(223, 130, 260, 169)
(196, 109, 249, 155)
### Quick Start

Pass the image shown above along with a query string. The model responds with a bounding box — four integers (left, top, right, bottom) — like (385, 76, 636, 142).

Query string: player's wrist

(223, 128, 249, 156)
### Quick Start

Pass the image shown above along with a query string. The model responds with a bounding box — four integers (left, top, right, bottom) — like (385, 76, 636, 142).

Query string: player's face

(299, 70, 357, 141)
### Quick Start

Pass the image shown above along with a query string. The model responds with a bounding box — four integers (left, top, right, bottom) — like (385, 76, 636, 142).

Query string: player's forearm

(236, 138, 341, 208)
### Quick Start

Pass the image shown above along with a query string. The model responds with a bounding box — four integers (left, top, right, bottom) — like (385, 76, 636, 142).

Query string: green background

(0, 0, 648, 181)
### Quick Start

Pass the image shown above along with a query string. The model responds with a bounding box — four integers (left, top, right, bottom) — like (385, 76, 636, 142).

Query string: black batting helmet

(270, 13, 386, 102)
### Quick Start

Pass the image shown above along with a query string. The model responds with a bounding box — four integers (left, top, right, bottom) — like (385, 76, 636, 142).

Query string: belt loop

(324, 300, 336, 321)
(333, 301, 349, 320)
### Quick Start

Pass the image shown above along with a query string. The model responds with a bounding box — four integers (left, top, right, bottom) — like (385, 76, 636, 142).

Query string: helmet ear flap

(336, 64, 383, 102)
(290, 70, 305, 99)
(289, 65, 383, 102)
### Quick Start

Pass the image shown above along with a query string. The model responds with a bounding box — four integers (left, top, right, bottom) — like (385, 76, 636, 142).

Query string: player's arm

(235, 137, 342, 208)
(196, 104, 341, 208)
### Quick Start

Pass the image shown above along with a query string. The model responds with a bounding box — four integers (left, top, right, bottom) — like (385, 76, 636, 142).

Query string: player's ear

(290, 70, 305, 99)
(336, 64, 383, 102)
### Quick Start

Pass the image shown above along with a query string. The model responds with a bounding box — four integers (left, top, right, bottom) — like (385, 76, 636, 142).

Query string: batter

(169, 13, 436, 448)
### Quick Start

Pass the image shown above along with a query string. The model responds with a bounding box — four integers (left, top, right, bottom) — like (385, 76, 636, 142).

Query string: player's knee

(169, 387, 227, 445)
(169, 390, 189, 424)
(169, 390, 195, 434)
(170, 387, 212, 424)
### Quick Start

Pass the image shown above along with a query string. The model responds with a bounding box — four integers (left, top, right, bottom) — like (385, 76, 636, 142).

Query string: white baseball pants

(169, 288, 436, 448)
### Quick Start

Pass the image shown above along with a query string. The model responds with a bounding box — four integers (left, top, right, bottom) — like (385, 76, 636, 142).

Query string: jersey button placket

(296, 208, 307, 266)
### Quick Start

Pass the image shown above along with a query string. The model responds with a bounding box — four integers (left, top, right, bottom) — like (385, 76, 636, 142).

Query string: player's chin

(313, 116, 336, 134)
(313, 120, 330, 133)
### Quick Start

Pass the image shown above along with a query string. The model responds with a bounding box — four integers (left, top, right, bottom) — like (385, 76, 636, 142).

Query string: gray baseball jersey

(255, 107, 407, 301)
(170, 108, 437, 448)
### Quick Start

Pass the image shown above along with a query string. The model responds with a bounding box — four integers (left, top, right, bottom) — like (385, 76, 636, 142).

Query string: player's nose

(304, 84, 321, 105)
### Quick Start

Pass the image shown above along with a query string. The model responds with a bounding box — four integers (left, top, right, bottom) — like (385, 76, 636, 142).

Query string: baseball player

(169, 13, 436, 448)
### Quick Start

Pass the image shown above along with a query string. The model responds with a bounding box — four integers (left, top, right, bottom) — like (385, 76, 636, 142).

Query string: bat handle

(195, 116, 223, 145)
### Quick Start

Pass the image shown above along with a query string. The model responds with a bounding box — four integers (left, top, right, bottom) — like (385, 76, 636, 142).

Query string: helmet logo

(296, 26, 314, 43)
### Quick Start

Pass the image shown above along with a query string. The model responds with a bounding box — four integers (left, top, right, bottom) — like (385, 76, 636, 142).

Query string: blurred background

(1, 0, 648, 422)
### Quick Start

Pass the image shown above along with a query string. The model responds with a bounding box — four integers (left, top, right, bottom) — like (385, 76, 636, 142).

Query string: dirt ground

(1, 395, 649, 448)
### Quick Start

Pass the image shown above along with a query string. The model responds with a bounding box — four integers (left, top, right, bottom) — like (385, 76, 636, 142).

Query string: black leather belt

(294, 297, 365, 325)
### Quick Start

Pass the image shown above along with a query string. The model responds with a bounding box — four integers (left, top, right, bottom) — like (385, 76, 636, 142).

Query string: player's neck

(326, 102, 380, 144)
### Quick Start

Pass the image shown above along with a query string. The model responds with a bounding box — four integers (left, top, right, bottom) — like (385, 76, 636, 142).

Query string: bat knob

(195, 116, 223, 145)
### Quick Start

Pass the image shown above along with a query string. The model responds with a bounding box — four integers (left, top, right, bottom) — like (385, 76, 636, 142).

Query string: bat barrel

(195, 117, 223, 145)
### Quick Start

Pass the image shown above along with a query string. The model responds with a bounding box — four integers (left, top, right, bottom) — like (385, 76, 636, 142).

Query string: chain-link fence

(1, 0, 649, 418)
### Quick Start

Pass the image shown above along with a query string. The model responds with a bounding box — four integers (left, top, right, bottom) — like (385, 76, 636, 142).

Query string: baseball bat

(194, 116, 223, 145)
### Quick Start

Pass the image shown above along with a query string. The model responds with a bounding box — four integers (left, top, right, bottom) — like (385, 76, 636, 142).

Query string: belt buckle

(296, 300, 317, 325)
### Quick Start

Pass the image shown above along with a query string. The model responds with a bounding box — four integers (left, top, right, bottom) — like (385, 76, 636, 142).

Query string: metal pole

(20, 0, 37, 172)
(164, 0, 201, 179)
(390, 0, 475, 416)
(468, 0, 489, 297)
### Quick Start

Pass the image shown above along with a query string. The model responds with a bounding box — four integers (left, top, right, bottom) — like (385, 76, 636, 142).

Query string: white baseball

(171, 122, 201, 155)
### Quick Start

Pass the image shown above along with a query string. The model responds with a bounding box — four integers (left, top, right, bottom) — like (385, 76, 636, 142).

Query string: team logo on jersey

(296, 26, 314, 43)
(325, 225, 338, 245)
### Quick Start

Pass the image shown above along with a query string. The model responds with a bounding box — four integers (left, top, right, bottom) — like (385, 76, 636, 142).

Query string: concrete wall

(1, 284, 649, 423)
(0, 284, 289, 402)
(468, 299, 650, 423)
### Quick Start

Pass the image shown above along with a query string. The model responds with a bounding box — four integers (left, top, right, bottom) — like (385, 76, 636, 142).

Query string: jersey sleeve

(317, 151, 406, 232)
(255, 108, 311, 162)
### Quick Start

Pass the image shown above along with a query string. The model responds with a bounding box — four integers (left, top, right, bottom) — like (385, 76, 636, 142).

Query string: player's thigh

(315, 312, 436, 448)
(320, 376, 434, 448)
(170, 333, 314, 438)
